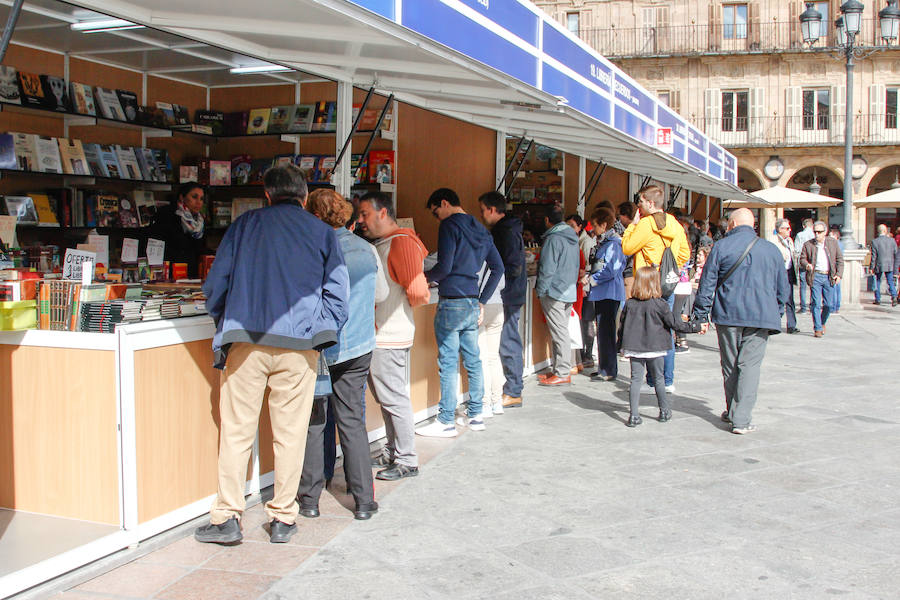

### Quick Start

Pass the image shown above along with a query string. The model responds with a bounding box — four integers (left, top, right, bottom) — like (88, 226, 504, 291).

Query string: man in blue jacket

(478, 191, 527, 409)
(196, 165, 349, 545)
(418, 188, 504, 437)
(692, 208, 789, 435)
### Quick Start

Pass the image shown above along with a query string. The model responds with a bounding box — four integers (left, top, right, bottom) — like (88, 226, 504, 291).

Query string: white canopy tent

(725, 186, 841, 209)
(855, 187, 900, 208)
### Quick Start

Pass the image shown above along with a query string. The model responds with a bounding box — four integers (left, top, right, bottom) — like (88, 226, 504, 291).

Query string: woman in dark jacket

(149, 182, 208, 278)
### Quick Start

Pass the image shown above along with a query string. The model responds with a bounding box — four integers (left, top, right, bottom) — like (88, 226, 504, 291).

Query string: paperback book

(17, 71, 46, 108)
(311, 101, 336, 132)
(267, 105, 295, 134)
(0, 133, 16, 170)
(155, 101, 176, 127)
(224, 111, 248, 136)
(118, 196, 140, 228)
(368, 150, 394, 184)
(209, 160, 231, 186)
(57, 138, 89, 175)
(98, 144, 123, 179)
(95, 87, 126, 120)
(133, 190, 157, 227)
(114, 145, 142, 180)
(231, 154, 252, 184)
(40, 75, 71, 112)
(288, 104, 315, 133)
(35, 135, 63, 174)
(81, 143, 109, 178)
(12, 132, 38, 171)
(0, 66, 21, 104)
(4, 196, 38, 224)
(151, 149, 172, 182)
(115, 89, 139, 122)
(95, 194, 120, 227)
(194, 110, 225, 136)
(70, 82, 96, 115)
(172, 104, 190, 126)
(246, 108, 271, 135)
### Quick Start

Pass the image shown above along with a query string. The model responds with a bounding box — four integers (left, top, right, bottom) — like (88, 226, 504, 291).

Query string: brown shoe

(570, 364, 583, 375)
(538, 375, 571, 386)
(537, 372, 552, 381)
(501, 393, 523, 408)
(814, 330, 823, 338)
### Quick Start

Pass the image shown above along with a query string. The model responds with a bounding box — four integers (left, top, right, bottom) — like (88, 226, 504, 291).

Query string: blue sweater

(203, 202, 349, 368)
(426, 212, 504, 304)
(587, 231, 626, 302)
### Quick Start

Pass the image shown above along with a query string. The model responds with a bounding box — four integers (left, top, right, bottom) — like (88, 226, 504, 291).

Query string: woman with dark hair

(149, 182, 208, 278)
(585, 207, 626, 381)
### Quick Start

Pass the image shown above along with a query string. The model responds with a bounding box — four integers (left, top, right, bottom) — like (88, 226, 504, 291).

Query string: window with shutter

(785, 86, 802, 140)
(829, 85, 845, 142)
(749, 87, 765, 142)
(722, 90, 749, 131)
(802, 89, 830, 130)
(723, 4, 748, 39)
(705, 88, 722, 137)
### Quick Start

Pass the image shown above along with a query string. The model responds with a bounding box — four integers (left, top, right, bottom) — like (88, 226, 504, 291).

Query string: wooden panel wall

(0, 346, 119, 524)
(564, 153, 580, 216)
(583, 162, 630, 215)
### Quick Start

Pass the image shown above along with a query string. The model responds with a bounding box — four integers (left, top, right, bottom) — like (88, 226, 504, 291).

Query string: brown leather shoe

(814, 330, 823, 338)
(538, 375, 571, 386)
(570, 364, 583, 375)
(501, 393, 522, 408)
(537, 372, 552, 381)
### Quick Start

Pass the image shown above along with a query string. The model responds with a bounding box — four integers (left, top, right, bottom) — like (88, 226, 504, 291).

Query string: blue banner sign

(457, 0, 540, 46)
(542, 63, 611, 125)
(707, 160, 722, 179)
(657, 105, 687, 141)
(686, 125, 707, 153)
(612, 74, 655, 121)
(542, 23, 612, 93)
(724, 153, 736, 171)
(688, 148, 707, 171)
(709, 143, 725, 165)
(614, 106, 655, 146)
(725, 169, 737, 185)
(346, 0, 395, 19)
(672, 139, 686, 162)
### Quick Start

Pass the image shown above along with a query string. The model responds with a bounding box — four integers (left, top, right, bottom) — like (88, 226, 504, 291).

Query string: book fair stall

(0, 0, 747, 596)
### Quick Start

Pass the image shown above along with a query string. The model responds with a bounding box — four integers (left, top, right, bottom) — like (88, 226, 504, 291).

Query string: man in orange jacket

(621, 184, 690, 394)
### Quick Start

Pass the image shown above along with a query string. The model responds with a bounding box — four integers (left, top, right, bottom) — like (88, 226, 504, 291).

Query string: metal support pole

(841, 46, 856, 247)
(0, 0, 24, 64)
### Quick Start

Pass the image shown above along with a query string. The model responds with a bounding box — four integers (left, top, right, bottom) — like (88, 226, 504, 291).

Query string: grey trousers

(716, 325, 769, 429)
(540, 296, 572, 376)
(368, 347, 418, 467)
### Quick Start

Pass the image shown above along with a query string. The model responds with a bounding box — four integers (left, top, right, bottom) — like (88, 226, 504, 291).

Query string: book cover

(115, 89, 139, 122)
(155, 101, 176, 127)
(287, 103, 315, 133)
(70, 82, 96, 116)
(273, 153, 294, 168)
(296, 154, 319, 181)
(12, 132, 38, 171)
(0, 66, 21, 105)
(151, 149, 172, 182)
(224, 111, 249, 136)
(118, 196, 139, 228)
(5, 196, 38, 224)
(350, 153, 367, 184)
(35, 135, 63, 174)
(134, 147, 153, 181)
(136, 105, 166, 128)
(81, 143, 109, 178)
(368, 150, 394, 184)
(114, 145, 142, 180)
(17, 71, 46, 108)
(209, 160, 231, 186)
(95, 194, 120, 227)
(171, 104, 190, 126)
(57, 138, 89, 175)
(267, 105, 294, 133)
(132, 190, 156, 227)
(380, 108, 393, 132)
(231, 154, 252, 184)
(30, 193, 58, 226)
(0, 133, 16, 170)
(248, 158, 272, 184)
(83, 194, 97, 227)
(246, 108, 271, 135)
(98, 144, 123, 178)
(352, 104, 380, 130)
(179, 165, 198, 183)
(194, 109, 225, 135)
(311, 101, 336, 132)
(212, 200, 231, 228)
(317, 156, 336, 183)
(231, 197, 264, 221)
(40, 75, 71, 112)
(95, 87, 126, 120)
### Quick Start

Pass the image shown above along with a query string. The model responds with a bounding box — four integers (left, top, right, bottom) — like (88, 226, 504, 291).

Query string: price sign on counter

(121, 238, 139, 264)
(147, 238, 165, 266)
(62, 248, 96, 280)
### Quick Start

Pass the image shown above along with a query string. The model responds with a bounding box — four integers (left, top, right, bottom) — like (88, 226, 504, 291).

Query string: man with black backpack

(621, 184, 690, 393)
(692, 208, 789, 435)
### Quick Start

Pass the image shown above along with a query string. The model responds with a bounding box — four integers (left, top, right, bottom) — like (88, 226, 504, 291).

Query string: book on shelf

(209, 160, 231, 186)
(223, 111, 248, 136)
(57, 138, 90, 176)
(50, 188, 72, 227)
(133, 190, 157, 227)
(295, 154, 319, 181)
(136, 105, 166, 128)
(350, 154, 367, 184)
(114, 145, 142, 180)
(380, 108, 393, 132)
(97, 144, 123, 179)
(212, 200, 231, 228)
(248, 158, 272, 184)
(231, 154, 252, 184)
(4, 196, 38, 224)
(151, 149, 172, 182)
(134, 147, 158, 181)
(231, 198, 264, 221)
(179, 165, 198, 184)
(0, 133, 16, 170)
(95, 194, 120, 227)
(0, 66, 21, 105)
(35, 135, 63, 174)
(81, 142, 109, 178)
(118, 196, 139, 228)
(95, 87, 126, 121)
(352, 104, 381, 130)
(83, 194, 96, 227)
(267, 105, 295, 134)
(317, 156, 336, 183)
(246, 108, 271, 135)
(12, 132, 38, 171)
(367, 150, 394, 184)
(172, 104, 190, 126)
(115, 89, 139, 122)
(17, 71, 46, 108)
(30, 193, 58, 226)
(40, 75, 71, 113)
(155, 101, 176, 127)
(194, 109, 224, 136)
(70, 82, 96, 116)
(272, 153, 294, 168)
(311, 101, 336, 132)
(288, 103, 315, 133)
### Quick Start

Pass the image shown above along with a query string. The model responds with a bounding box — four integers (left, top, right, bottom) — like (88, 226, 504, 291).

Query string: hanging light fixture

(800, 2, 824, 45)
(70, 18, 144, 33)
(880, 0, 900, 44)
(840, 0, 865, 38)
(809, 169, 822, 194)
(835, 16, 848, 47)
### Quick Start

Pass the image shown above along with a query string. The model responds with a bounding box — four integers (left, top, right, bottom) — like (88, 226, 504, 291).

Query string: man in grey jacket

(536, 205, 580, 386)
(870, 223, 896, 306)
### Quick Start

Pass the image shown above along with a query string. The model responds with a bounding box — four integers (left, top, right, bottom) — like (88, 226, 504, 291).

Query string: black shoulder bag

(716, 237, 758, 290)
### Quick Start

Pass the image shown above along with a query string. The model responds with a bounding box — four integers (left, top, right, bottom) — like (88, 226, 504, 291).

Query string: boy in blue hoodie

(417, 188, 504, 437)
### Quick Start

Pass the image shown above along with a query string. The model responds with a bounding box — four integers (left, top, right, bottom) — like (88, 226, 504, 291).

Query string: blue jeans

(647, 293, 675, 387)
(810, 273, 835, 332)
(434, 297, 483, 424)
(874, 271, 896, 304)
(500, 304, 524, 397)
(798, 275, 809, 311)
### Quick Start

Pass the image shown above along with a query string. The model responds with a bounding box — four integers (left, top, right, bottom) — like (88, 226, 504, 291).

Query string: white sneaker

(481, 404, 494, 419)
(491, 402, 504, 415)
(665, 384, 676, 394)
(416, 420, 458, 438)
(640, 383, 654, 394)
(457, 416, 486, 431)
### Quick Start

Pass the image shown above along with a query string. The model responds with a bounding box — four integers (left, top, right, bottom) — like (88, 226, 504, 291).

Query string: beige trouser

(209, 342, 317, 526)
(478, 304, 504, 405)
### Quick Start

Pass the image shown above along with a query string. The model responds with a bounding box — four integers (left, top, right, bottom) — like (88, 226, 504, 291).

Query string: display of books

(136, 105, 166, 128)
(35, 135, 63, 174)
(267, 105, 294, 134)
(179, 165, 198, 183)
(212, 201, 231, 228)
(98, 144, 122, 179)
(95, 87, 126, 120)
(114, 145, 142, 180)
(4, 196, 38, 224)
(368, 150, 394, 184)
(133, 190, 157, 227)
(155, 101, 176, 127)
(95, 194, 120, 227)
(115, 89, 139, 122)
(118, 196, 139, 228)
(70, 82, 96, 115)
(194, 109, 224, 136)
(30, 193, 58, 226)
(317, 156, 336, 183)
(231, 154, 251, 184)
(209, 160, 231, 186)
(40, 75, 71, 112)
(289, 104, 315, 133)
(311, 101, 336, 132)
(17, 71, 45, 108)
(81, 143, 108, 178)
(224, 111, 248, 136)
(246, 108, 271, 135)
(12, 132, 37, 171)
(57, 138, 89, 176)
(0, 66, 21, 105)
(0, 133, 16, 170)
(231, 197, 264, 221)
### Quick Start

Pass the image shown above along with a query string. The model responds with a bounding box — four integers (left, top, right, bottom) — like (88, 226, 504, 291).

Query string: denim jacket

(323, 228, 389, 366)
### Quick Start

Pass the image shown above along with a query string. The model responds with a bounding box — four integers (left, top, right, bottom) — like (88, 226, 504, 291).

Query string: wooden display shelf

(0, 169, 172, 190)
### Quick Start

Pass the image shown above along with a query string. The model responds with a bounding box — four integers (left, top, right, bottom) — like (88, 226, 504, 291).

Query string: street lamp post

(800, 0, 900, 247)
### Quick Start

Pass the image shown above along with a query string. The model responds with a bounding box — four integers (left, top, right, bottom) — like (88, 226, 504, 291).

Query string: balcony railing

(694, 113, 900, 148)
(580, 18, 889, 58)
